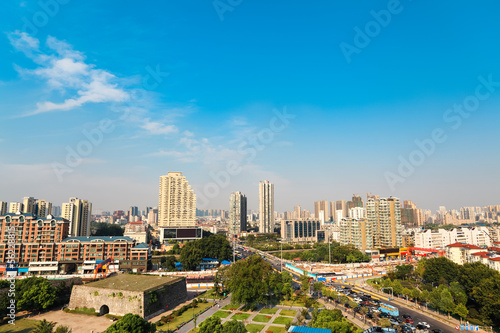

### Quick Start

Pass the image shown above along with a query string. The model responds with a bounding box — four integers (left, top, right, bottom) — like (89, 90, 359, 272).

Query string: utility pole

(328, 228, 331, 265)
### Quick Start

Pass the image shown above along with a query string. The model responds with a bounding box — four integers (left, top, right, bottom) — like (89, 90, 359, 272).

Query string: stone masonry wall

(144, 278, 187, 320)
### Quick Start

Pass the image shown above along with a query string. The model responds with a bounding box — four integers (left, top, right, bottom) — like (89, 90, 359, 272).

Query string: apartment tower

(258, 180, 274, 233)
(62, 197, 92, 237)
(366, 196, 402, 248)
(158, 172, 196, 227)
(229, 192, 247, 237)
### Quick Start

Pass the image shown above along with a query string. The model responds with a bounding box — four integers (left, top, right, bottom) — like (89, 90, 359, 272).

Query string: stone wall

(144, 278, 187, 320)
(68, 286, 144, 317)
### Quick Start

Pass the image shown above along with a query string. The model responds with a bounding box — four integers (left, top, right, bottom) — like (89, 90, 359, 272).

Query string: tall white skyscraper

(158, 172, 196, 227)
(259, 180, 274, 233)
(62, 197, 92, 236)
(229, 192, 247, 236)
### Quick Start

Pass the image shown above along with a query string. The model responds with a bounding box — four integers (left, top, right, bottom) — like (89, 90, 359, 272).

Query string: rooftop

(62, 236, 135, 242)
(446, 242, 482, 249)
(85, 274, 180, 292)
(288, 326, 331, 333)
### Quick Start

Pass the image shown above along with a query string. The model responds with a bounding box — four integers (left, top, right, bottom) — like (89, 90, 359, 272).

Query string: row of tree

(197, 317, 247, 333)
(309, 308, 361, 333)
(179, 234, 232, 270)
(281, 243, 371, 263)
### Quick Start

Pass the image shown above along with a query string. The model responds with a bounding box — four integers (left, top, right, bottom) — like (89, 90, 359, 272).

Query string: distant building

(229, 192, 247, 237)
(22, 197, 36, 214)
(340, 218, 373, 251)
(37, 200, 52, 218)
(281, 219, 322, 243)
(367, 196, 402, 248)
(62, 197, 92, 237)
(259, 180, 274, 233)
(0, 202, 6, 216)
(158, 172, 196, 227)
(314, 200, 329, 223)
(124, 221, 148, 244)
(446, 242, 500, 272)
(414, 226, 492, 248)
(8, 202, 23, 214)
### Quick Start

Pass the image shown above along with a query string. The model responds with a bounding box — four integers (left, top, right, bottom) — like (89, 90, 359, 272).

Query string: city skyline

(1, 1, 500, 212)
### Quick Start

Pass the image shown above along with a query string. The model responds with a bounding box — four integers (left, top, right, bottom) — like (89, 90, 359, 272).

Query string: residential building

(367, 196, 402, 248)
(0, 202, 6, 216)
(445, 242, 500, 272)
(259, 180, 274, 233)
(347, 195, 364, 210)
(229, 192, 247, 237)
(158, 172, 196, 227)
(22, 197, 37, 214)
(37, 200, 52, 218)
(401, 200, 422, 227)
(314, 200, 329, 223)
(339, 218, 373, 251)
(62, 197, 92, 237)
(335, 200, 348, 221)
(124, 221, 148, 244)
(280, 219, 322, 243)
(52, 205, 61, 217)
(349, 207, 365, 219)
(414, 226, 492, 248)
(8, 202, 23, 214)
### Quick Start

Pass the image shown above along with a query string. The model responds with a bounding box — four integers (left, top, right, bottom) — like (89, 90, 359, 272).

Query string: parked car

(418, 322, 430, 329)
(405, 318, 414, 324)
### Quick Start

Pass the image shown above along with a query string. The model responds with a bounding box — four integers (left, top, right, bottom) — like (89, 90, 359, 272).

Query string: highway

(240, 247, 456, 333)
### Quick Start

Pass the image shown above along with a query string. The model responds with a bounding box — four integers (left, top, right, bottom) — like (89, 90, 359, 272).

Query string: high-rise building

(22, 197, 37, 214)
(293, 206, 302, 219)
(259, 180, 274, 233)
(460, 207, 476, 221)
(366, 196, 402, 248)
(349, 207, 365, 219)
(158, 172, 196, 227)
(340, 218, 373, 251)
(401, 200, 422, 227)
(37, 200, 52, 218)
(8, 202, 23, 214)
(52, 205, 61, 217)
(62, 197, 92, 236)
(335, 200, 348, 221)
(314, 200, 329, 222)
(347, 195, 364, 210)
(229, 192, 247, 236)
(0, 202, 6, 216)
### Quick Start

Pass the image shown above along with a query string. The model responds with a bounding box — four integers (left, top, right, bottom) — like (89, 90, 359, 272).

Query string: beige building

(8, 202, 23, 214)
(62, 197, 92, 237)
(37, 200, 52, 218)
(22, 197, 36, 214)
(124, 221, 148, 244)
(367, 196, 402, 248)
(340, 218, 373, 251)
(314, 200, 329, 222)
(259, 180, 274, 233)
(158, 172, 196, 227)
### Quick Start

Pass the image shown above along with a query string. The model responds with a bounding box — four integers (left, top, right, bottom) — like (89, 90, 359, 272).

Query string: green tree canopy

(221, 319, 247, 333)
(179, 234, 232, 270)
(32, 319, 56, 333)
(198, 316, 223, 333)
(104, 313, 156, 333)
(17, 277, 57, 311)
(422, 257, 459, 284)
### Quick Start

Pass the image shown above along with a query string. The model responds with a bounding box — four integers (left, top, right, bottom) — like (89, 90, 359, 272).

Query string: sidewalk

(317, 298, 371, 331)
(176, 295, 232, 333)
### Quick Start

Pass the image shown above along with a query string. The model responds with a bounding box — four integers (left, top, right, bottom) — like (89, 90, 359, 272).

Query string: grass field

(156, 302, 212, 330)
(279, 309, 297, 317)
(272, 316, 293, 325)
(246, 323, 265, 333)
(198, 289, 223, 299)
(266, 326, 287, 333)
(222, 304, 240, 311)
(252, 314, 272, 323)
(87, 274, 178, 291)
(0, 318, 39, 333)
(211, 311, 231, 319)
(259, 308, 278, 314)
(230, 313, 251, 320)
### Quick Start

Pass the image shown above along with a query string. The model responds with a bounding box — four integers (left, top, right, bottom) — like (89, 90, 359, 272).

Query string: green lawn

(156, 302, 212, 330)
(272, 316, 293, 325)
(222, 304, 240, 311)
(246, 323, 265, 333)
(266, 326, 287, 333)
(0, 318, 40, 333)
(230, 313, 251, 320)
(279, 309, 297, 317)
(259, 308, 278, 314)
(211, 311, 231, 319)
(252, 314, 272, 323)
(279, 299, 305, 307)
(197, 289, 223, 299)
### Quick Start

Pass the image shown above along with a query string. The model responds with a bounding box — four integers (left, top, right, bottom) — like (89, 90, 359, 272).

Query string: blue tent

(221, 260, 231, 265)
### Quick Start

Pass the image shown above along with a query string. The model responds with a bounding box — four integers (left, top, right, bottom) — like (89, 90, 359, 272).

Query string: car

(402, 314, 411, 319)
(389, 319, 399, 326)
(366, 313, 373, 319)
(431, 330, 444, 333)
(418, 322, 430, 329)
(405, 318, 414, 324)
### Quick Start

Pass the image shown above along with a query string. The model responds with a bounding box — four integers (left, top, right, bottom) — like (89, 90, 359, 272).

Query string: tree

(309, 309, 355, 332)
(198, 316, 223, 333)
(104, 313, 156, 333)
(422, 257, 459, 285)
(454, 303, 469, 319)
(395, 264, 413, 280)
(161, 255, 177, 271)
(93, 223, 124, 236)
(449, 281, 467, 305)
(17, 277, 57, 312)
(379, 318, 391, 328)
(179, 241, 203, 271)
(472, 274, 500, 325)
(313, 282, 324, 295)
(225, 255, 273, 307)
(221, 319, 247, 333)
(55, 326, 72, 333)
(32, 319, 56, 333)
(300, 272, 311, 294)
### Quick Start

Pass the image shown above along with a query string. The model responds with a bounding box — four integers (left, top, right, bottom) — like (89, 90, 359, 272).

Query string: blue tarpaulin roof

(288, 326, 331, 333)
(202, 258, 218, 262)
(221, 260, 231, 265)
(175, 262, 183, 267)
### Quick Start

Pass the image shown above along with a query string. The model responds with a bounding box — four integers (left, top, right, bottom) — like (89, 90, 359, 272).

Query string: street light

(277, 238, 283, 272)
(381, 287, 393, 300)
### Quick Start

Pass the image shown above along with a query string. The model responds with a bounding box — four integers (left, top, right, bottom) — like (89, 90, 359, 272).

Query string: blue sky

(1, 0, 499, 213)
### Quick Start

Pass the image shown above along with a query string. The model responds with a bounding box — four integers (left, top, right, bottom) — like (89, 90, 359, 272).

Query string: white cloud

(140, 119, 178, 135)
(8, 31, 129, 116)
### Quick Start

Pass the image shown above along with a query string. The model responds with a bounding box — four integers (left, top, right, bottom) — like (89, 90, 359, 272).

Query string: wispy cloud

(8, 31, 128, 116)
(140, 118, 178, 135)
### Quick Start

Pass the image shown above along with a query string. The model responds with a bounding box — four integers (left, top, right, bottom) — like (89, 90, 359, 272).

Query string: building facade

(259, 180, 274, 233)
(314, 200, 329, 222)
(62, 197, 92, 237)
(414, 226, 492, 249)
(158, 172, 196, 227)
(280, 219, 322, 243)
(367, 196, 402, 248)
(339, 218, 373, 251)
(229, 192, 247, 237)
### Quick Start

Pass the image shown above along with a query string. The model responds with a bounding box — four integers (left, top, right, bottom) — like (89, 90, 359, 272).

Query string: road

(242, 247, 457, 333)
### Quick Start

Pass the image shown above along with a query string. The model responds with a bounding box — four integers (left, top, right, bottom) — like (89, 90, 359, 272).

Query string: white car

(418, 322, 430, 328)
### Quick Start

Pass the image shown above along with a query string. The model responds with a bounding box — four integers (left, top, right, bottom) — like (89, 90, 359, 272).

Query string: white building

(349, 207, 365, 219)
(158, 172, 196, 227)
(259, 180, 274, 233)
(415, 226, 492, 249)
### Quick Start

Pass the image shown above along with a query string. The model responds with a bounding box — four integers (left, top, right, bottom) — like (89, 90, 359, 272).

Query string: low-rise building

(280, 219, 322, 243)
(415, 226, 492, 249)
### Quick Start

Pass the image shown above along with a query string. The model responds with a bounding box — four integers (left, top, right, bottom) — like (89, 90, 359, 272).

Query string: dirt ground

(31, 310, 113, 333)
